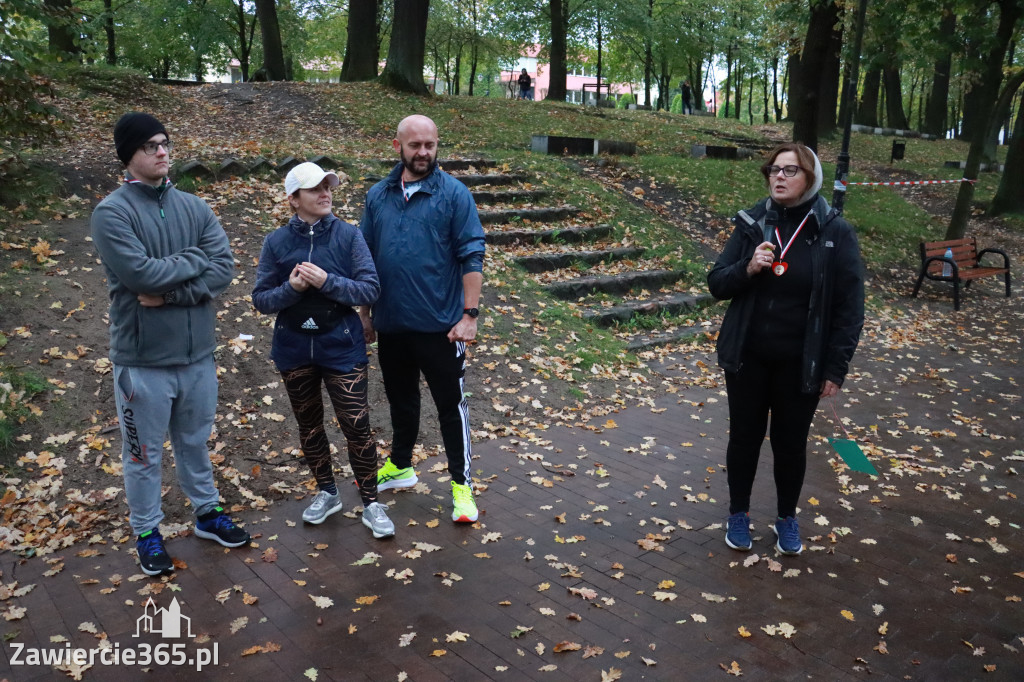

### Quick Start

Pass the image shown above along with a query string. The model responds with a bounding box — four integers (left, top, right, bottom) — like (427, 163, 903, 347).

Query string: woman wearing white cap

(252, 162, 395, 539)
(708, 143, 864, 557)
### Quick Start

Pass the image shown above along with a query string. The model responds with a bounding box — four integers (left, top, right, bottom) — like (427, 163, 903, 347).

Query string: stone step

(690, 144, 756, 160)
(624, 323, 720, 352)
(457, 173, 527, 187)
(478, 206, 579, 225)
(472, 189, 549, 204)
(484, 224, 612, 246)
(370, 158, 496, 171)
(531, 134, 636, 156)
(545, 269, 687, 300)
(514, 247, 645, 273)
(585, 292, 715, 327)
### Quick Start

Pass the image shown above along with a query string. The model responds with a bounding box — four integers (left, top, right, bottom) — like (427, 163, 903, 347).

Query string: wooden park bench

(911, 237, 1011, 310)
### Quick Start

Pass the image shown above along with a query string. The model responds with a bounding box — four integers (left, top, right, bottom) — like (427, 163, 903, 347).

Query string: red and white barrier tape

(838, 178, 976, 187)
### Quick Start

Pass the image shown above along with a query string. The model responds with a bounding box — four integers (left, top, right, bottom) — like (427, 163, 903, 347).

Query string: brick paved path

(3, 331, 1023, 681)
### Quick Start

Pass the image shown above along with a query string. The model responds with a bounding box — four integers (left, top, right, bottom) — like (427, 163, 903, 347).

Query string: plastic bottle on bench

(942, 247, 953, 278)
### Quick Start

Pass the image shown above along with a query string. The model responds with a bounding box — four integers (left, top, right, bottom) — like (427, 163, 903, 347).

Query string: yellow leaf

(430, 649, 447, 657)
(840, 609, 855, 621)
(738, 626, 752, 638)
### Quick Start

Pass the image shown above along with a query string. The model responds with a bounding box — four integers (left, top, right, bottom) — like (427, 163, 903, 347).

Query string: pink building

(499, 45, 638, 104)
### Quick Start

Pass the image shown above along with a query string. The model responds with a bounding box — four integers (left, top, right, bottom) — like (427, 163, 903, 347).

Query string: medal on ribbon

(772, 210, 814, 277)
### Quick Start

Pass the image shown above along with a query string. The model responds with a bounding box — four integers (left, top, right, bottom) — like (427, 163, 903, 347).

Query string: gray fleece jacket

(91, 179, 234, 367)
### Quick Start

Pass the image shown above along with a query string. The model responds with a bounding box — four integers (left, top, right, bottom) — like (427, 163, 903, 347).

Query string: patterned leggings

(281, 364, 378, 504)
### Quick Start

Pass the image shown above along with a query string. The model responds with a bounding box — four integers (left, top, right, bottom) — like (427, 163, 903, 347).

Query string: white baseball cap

(284, 162, 340, 197)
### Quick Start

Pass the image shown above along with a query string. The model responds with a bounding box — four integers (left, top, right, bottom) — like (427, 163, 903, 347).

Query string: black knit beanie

(113, 113, 168, 165)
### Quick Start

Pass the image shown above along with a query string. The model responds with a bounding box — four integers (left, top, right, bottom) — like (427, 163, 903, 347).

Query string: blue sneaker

(195, 507, 250, 548)
(773, 516, 803, 555)
(725, 512, 752, 551)
(136, 529, 173, 576)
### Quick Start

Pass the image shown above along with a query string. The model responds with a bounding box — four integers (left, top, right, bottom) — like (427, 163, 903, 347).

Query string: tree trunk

(341, 0, 380, 81)
(255, 0, 287, 80)
(644, 0, 654, 107)
(453, 48, 462, 95)
(546, 0, 568, 100)
(763, 60, 770, 123)
(468, 43, 478, 96)
(923, 8, 955, 137)
(817, 12, 843, 136)
(772, 57, 780, 120)
(45, 0, 79, 57)
(103, 0, 115, 65)
(990, 75, 1024, 215)
(791, 0, 842, 150)
(734, 63, 742, 120)
(379, 0, 430, 95)
(747, 68, 753, 122)
(724, 44, 733, 117)
(857, 66, 881, 126)
(947, 1, 1023, 238)
(882, 65, 908, 129)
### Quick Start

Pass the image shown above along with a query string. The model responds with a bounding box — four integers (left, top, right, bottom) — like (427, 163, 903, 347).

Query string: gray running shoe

(302, 490, 343, 525)
(361, 502, 396, 539)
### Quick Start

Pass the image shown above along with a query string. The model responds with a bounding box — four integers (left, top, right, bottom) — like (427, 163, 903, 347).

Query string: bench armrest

(977, 247, 1010, 269)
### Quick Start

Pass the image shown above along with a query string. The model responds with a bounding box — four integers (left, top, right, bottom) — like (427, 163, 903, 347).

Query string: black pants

(378, 331, 472, 485)
(281, 363, 378, 504)
(725, 352, 820, 518)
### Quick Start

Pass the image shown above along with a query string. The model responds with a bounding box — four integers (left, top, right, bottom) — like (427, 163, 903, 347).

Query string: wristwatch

(463, 307, 479, 319)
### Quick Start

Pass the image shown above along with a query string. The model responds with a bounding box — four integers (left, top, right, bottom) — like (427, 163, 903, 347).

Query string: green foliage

(0, 157, 64, 213)
(0, 0, 64, 176)
(616, 93, 635, 109)
(0, 366, 49, 459)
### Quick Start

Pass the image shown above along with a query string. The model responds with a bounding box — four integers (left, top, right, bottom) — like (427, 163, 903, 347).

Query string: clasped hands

(288, 262, 328, 291)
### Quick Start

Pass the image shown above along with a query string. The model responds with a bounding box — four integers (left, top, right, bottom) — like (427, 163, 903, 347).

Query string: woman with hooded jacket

(252, 162, 394, 539)
(707, 142, 864, 556)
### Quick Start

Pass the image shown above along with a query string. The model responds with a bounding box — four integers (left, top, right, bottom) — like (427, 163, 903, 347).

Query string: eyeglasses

(766, 164, 802, 177)
(141, 139, 173, 155)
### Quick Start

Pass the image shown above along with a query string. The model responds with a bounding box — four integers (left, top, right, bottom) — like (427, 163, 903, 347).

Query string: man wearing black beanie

(91, 112, 250, 576)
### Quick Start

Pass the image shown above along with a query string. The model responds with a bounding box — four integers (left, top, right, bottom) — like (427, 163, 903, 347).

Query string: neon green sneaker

(451, 481, 478, 523)
(377, 458, 418, 491)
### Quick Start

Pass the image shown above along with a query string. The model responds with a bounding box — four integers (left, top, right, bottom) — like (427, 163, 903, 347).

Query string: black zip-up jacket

(707, 195, 865, 394)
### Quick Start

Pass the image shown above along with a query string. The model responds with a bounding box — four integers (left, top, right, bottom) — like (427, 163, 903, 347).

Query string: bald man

(359, 115, 486, 523)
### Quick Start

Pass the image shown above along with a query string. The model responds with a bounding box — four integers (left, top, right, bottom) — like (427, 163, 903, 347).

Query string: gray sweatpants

(113, 356, 222, 535)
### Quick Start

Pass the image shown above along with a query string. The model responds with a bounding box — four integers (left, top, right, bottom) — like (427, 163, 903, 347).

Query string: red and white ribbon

(841, 178, 976, 187)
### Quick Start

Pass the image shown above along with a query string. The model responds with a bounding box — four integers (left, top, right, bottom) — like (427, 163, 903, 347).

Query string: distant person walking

(707, 142, 864, 557)
(91, 113, 250, 577)
(359, 114, 486, 524)
(518, 69, 533, 100)
(251, 162, 394, 539)
(680, 80, 693, 114)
